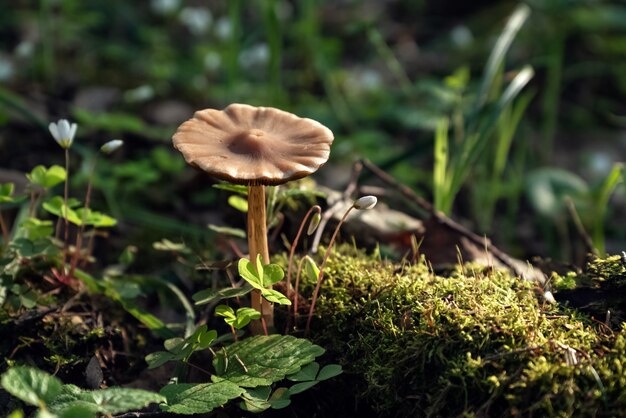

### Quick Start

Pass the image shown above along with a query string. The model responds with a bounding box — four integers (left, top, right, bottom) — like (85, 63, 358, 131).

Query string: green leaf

(234, 307, 261, 329)
(261, 288, 292, 305)
(526, 168, 589, 218)
(145, 351, 178, 369)
(164, 337, 185, 353)
(288, 380, 318, 395)
(59, 388, 164, 415)
(240, 387, 272, 413)
(212, 183, 248, 195)
(476, 4, 530, 108)
(1, 366, 63, 406)
(57, 404, 97, 418)
(0, 183, 15, 203)
(287, 362, 319, 382)
(27, 165, 67, 189)
(77, 209, 117, 228)
(19, 218, 54, 240)
(317, 364, 343, 381)
(207, 224, 246, 239)
(50, 388, 164, 415)
(42, 197, 83, 226)
(304, 256, 320, 282)
(214, 335, 325, 387)
(11, 238, 57, 258)
(160, 381, 245, 414)
(152, 239, 189, 253)
(228, 195, 248, 212)
(238, 258, 263, 290)
(193, 285, 253, 305)
(268, 387, 291, 409)
(215, 304, 236, 320)
(263, 264, 285, 286)
(106, 278, 142, 299)
(197, 328, 217, 349)
(255, 254, 264, 283)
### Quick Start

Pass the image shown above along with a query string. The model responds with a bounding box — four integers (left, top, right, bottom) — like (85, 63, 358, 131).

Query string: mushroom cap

(173, 103, 334, 185)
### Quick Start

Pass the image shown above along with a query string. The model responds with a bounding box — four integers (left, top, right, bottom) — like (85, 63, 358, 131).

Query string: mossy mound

(300, 247, 626, 417)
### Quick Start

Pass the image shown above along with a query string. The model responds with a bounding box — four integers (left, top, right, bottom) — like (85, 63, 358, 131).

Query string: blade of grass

(592, 164, 623, 255)
(475, 4, 531, 110)
(433, 118, 450, 213)
(448, 66, 535, 211)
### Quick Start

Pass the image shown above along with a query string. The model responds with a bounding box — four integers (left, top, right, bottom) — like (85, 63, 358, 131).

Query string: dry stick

(360, 159, 525, 278)
(564, 196, 598, 257)
(305, 205, 355, 336)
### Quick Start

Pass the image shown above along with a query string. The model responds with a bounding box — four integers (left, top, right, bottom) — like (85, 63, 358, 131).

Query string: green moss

(297, 246, 626, 417)
(584, 255, 626, 288)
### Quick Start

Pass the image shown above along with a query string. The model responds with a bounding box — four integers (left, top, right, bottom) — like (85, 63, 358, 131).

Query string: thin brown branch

(360, 159, 527, 278)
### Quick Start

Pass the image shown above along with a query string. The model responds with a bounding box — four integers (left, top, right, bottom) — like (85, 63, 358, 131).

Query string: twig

(360, 159, 527, 278)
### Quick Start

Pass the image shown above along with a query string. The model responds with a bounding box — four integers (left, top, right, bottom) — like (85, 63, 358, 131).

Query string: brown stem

(29, 191, 38, 217)
(247, 184, 272, 334)
(81, 229, 97, 268)
(289, 256, 307, 332)
(0, 211, 9, 244)
(286, 205, 321, 301)
(305, 205, 354, 335)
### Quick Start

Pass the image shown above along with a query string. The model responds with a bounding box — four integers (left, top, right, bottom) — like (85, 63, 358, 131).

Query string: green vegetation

(1, 0, 626, 416)
(302, 246, 626, 417)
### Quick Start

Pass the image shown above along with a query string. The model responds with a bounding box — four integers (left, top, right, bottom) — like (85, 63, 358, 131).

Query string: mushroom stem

(247, 184, 274, 334)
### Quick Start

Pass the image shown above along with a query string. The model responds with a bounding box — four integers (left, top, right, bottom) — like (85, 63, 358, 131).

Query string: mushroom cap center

(228, 129, 269, 156)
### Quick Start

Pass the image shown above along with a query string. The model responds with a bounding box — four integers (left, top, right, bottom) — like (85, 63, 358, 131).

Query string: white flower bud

(353, 195, 377, 210)
(543, 290, 556, 304)
(100, 139, 124, 154)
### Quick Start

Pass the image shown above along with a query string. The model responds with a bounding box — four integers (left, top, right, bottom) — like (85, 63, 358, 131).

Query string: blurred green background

(1, 0, 626, 261)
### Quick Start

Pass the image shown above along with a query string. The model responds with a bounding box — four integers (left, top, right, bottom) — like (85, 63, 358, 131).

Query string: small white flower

(353, 195, 377, 210)
(49, 119, 77, 149)
(101, 139, 124, 154)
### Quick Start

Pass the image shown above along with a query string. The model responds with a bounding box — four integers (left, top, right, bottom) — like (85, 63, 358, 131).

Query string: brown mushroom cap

(173, 103, 334, 185)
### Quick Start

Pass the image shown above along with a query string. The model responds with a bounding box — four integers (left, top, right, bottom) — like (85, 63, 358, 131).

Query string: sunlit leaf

(159, 381, 245, 414)
(214, 335, 324, 387)
(27, 165, 67, 189)
(228, 195, 249, 212)
(238, 258, 263, 290)
(1, 366, 63, 406)
(263, 264, 285, 286)
(193, 285, 253, 305)
(261, 288, 291, 305)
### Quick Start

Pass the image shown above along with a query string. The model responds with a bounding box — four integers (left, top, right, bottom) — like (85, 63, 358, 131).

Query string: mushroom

(173, 103, 333, 333)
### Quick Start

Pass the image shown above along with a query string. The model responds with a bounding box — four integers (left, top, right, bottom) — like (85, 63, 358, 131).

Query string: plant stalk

(305, 205, 354, 335)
